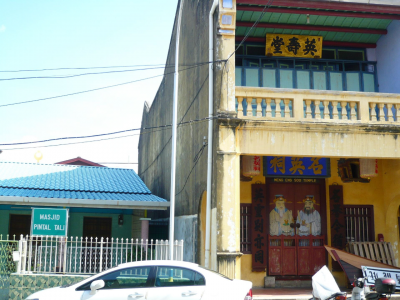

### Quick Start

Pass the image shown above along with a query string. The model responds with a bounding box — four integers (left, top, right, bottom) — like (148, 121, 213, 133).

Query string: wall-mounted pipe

(205, 0, 219, 269)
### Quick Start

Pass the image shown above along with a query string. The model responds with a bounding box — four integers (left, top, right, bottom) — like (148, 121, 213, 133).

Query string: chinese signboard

(266, 34, 323, 58)
(31, 208, 69, 236)
(251, 184, 268, 272)
(264, 157, 330, 178)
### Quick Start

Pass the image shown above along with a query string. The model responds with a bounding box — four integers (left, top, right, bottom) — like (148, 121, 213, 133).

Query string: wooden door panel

(312, 248, 326, 273)
(298, 247, 311, 275)
(282, 247, 297, 275)
(269, 248, 282, 275)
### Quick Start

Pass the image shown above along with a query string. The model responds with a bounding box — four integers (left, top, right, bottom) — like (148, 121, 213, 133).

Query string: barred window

(344, 205, 374, 242)
(240, 204, 252, 254)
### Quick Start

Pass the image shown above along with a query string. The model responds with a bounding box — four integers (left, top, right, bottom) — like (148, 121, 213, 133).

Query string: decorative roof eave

(236, 0, 400, 15)
(236, 21, 387, 35)
(0, 196, 170, 210)
(236, 5, 400, 20)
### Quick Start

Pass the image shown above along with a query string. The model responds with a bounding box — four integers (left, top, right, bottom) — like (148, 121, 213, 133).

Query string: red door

(267, 181, 326, 276)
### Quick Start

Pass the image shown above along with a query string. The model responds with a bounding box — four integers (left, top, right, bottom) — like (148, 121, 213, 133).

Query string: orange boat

(324, 245, 400, 283)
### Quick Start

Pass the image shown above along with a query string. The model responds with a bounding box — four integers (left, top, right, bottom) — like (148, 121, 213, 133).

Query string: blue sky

(0, 0, 178, 171)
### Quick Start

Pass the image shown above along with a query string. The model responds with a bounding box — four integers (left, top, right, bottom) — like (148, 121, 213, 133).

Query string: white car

(26, 260, 253, 300)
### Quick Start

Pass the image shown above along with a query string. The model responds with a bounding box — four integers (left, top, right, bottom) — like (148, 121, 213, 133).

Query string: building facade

(139, 0, 400, 287)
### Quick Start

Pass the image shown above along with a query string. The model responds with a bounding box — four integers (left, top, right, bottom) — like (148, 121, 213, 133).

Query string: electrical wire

(175, 142, 207, 196)
(138, 74, 209, 177)
(0, 61, 224, 81)
(0, 63, 184, 73)
(0, 61, 213, 108)
(0, 66, 172, 81)
(0, 116, 215, 150)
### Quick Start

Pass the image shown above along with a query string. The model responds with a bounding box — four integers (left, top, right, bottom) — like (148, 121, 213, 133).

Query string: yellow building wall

(240, 157, 400, 288)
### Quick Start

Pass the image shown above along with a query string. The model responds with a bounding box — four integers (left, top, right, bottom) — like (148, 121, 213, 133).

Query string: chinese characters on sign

(252, 184, 268, 271)
(265, 157, 330, 177)
(266, 34, 323, 58)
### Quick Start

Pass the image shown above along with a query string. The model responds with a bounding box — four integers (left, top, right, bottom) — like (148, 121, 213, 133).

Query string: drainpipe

(169, 0, 184, 260)
(205, 0, 218, 269)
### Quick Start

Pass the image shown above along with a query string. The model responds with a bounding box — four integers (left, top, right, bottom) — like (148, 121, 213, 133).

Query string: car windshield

(198, 266, 232, 281)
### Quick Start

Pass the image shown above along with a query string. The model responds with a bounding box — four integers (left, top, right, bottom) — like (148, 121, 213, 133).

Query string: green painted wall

(0, 210, 134, 240)
(68, 212, 132, 238)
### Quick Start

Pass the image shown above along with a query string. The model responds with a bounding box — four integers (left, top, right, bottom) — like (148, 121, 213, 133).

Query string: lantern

(242, 156, 261, 177)
(360, 159, 378, 178)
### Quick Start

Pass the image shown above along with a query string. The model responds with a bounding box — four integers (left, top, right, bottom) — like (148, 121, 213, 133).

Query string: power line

(0, 62, 212, 108)
(0, 116, 216, 149)
(138, 74, 209, 177)
(0, 63, 176, 73)
(0, 66, 172, 81)
(175, 142, 207, 197)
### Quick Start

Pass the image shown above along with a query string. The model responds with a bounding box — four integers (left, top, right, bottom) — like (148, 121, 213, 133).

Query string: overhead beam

(236, 0, 400, 15)
(237, 5, 400, 20)
(236, 21, 387, 35)
(235, 36, 377, 48)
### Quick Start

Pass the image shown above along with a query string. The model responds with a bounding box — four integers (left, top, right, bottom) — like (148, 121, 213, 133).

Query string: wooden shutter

(251, 184, 268, 272)
(329, 185, 346, 271)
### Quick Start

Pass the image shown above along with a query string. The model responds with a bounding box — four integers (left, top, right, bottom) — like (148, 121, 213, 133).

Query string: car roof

(117, 260, 199, 269)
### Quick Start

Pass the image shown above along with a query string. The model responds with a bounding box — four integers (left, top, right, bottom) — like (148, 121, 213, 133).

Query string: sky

(0, 0, 178, 172)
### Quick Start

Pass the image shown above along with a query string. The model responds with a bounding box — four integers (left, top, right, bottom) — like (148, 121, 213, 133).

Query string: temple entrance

(267, 179, 326, 276)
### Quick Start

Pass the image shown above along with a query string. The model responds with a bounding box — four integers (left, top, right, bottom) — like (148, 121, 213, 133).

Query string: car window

(155, 267, 205, 287)
(76, 266, 152, 290)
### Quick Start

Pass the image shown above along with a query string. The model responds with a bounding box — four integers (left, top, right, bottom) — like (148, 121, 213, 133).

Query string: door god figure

(296, 196, 321, 236)
(270, 195, 294, 236)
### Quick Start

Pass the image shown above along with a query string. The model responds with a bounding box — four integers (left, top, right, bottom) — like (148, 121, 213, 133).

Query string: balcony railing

(235, 56, 378, 93)
(235, 86, 400, 123)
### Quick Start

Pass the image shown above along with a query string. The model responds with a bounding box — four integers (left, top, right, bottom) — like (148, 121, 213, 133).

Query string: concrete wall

(376, 20, 400, 93)
(174, 215, 198, 263)
(138, 0, 219, 263)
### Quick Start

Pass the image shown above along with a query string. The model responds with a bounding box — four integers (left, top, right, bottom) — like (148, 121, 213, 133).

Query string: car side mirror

(90, 280, 105, 295)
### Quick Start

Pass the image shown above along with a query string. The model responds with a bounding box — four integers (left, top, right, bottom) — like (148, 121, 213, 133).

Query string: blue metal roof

(0, 162, 167, 203)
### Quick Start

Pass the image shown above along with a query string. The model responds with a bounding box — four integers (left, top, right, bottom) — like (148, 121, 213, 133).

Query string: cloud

(0, 25, 5, 32)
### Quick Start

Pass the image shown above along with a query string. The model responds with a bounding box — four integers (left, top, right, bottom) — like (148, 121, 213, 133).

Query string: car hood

(27, 287, 63, 300)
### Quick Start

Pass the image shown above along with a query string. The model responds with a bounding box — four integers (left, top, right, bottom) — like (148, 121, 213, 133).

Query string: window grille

(344, 205, 374, 242)
(240, 204, 251, 254)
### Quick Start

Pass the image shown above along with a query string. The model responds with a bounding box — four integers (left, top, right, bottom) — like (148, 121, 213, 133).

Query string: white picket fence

(15, 235, 184, 275)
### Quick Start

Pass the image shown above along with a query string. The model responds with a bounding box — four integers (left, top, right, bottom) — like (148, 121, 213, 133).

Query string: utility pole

(169, 0, 184, 260)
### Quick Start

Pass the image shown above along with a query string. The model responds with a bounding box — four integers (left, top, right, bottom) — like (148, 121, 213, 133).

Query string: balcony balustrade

(235, 86, 400, 124)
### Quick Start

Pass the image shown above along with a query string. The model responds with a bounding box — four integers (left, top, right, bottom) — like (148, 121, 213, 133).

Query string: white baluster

(275, 99, 281, 118)
(244, 98, 250, 116)
(305, 100, 312, 119)
(266, 99, 272, 117)
(341, 101, 348, 120)
(388, 103, 394, 122)
(256, 98, 262, 117)
(370, 103, 377, 121)
(378, 103, 385, 122)
(237, 97, 243, 118)
(332, 101, 339, 120)
(395, 104, 400, 122)
(350, 102, 357, 120)
(284, 99, 291, 118)
(315, 100, 321, 120)
(323, 101, 330, 119)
